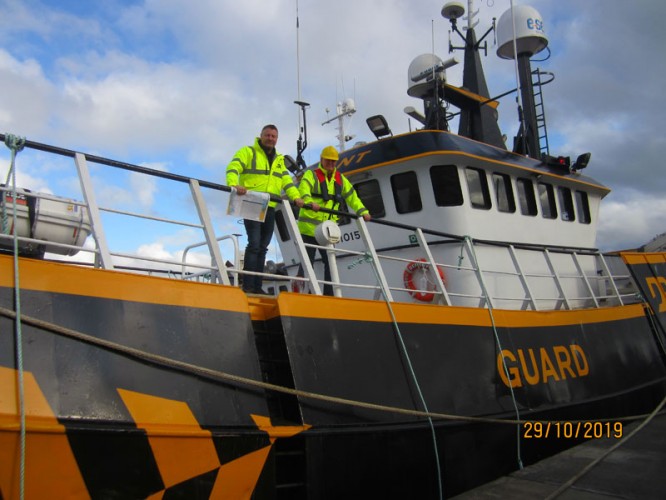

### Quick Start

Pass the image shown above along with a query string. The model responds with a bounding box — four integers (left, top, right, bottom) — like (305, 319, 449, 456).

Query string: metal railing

(286, 215, 638, 310)
(1, 134, 640, 311)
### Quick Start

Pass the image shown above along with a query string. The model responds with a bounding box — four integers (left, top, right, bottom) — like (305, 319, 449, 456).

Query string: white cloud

(1, 0, 664, 261)
(597, 194, 666, 251)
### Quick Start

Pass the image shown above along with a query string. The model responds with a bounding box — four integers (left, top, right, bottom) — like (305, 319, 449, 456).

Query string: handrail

(181, 234, 241, 282)
(1, 133, 640, 310)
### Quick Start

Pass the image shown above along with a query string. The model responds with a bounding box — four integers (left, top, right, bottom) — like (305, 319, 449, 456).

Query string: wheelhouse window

(537, 182, 557, 219)
(558, 186, 575, 222)
(516, 177, 537, 216)
(492, 172, 516, 213)
(430, 165, 463, 206)
(340, 179, 386, 226)
(391, 171, 422, 214)
(354, 179, 386, 218)
(465, 167, 491, 210)
(575, 190, 591, 224)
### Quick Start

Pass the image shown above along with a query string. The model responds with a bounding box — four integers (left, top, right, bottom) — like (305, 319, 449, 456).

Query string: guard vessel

(1, 1, 665, 499)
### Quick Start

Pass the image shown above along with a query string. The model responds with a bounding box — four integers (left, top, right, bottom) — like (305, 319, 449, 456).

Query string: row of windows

(352, 165, 592, 224)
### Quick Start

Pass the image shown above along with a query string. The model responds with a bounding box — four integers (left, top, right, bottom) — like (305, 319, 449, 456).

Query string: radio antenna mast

(295, 0, 303, 111)
(294, 0, 309, 171)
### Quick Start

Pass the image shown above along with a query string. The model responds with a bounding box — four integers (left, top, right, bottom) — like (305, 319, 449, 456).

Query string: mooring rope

(1, 304, 664, 428)
(464, 235, 524, 470)
(641, 297, 666, 358)
(3, 132, 26, 500)
(544, 393, 666, 500)
(349, 252, 444, 500)
(0, 304, 526, 426)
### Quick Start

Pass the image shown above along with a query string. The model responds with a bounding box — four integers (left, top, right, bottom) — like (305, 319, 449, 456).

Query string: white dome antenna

(341, 98, 356, 114)
(407, 54, 458, 99)
(496, 5, 548, 59)
(442, 1, 465, 21)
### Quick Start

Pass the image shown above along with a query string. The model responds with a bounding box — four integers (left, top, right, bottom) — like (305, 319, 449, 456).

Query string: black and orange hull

(1, 254, 665, 498)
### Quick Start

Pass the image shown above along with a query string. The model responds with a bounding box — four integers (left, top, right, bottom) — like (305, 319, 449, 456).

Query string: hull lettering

(498, 344, 589, 388)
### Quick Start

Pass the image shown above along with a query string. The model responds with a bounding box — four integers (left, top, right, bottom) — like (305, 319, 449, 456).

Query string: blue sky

(1, 0, 665, 269)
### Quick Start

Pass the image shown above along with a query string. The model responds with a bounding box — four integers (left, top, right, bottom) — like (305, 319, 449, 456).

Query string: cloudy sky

(1, 0, 664, 267)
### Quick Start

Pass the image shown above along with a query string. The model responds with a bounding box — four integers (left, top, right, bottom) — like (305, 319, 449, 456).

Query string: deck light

(571, 152, 591, 171)
(366, 115, 393, 139)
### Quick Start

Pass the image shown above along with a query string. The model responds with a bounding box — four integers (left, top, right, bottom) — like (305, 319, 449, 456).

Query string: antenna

(509, 0, 526, 156)
(292, 1, 310, 171)
(322, 98, 356, 152)
(440, 0, 505, 148)
(294, 100, 310, 172)
(442, 1, 465, 22)
(295, 0, 302, 111)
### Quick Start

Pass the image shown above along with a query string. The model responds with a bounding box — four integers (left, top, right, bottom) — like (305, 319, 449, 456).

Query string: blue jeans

(242, 207, 275, 292)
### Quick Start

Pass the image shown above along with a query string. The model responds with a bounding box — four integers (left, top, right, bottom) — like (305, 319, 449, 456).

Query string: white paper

(227, 189, 270, 222)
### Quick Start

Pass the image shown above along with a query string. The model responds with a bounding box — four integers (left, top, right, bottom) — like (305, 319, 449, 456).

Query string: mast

(496, 3, 549, 159)
(443, 0, 505, 149)
(321, 99, 356, 152)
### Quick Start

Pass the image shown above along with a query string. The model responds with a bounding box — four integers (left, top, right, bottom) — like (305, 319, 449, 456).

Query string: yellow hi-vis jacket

(226, 138, 300, 208)
(297, 164, 369, 237)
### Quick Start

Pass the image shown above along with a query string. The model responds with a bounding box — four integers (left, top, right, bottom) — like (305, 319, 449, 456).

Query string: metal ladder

(532, 68, 553, 158)
(252, 317, 307, 498)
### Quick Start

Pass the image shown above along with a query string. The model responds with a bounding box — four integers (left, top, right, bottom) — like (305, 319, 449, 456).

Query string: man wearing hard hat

(297, 146, 371, 296)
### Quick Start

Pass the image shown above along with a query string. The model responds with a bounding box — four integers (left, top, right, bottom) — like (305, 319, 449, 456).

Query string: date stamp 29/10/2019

(523, 421, 623, 439)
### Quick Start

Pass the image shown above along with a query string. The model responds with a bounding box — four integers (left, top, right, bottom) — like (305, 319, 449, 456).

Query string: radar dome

(407, 54, 447, 99)
(341, 98, 356, 113)
(441, 1, 465, 20)
(496, 5, 548, 59)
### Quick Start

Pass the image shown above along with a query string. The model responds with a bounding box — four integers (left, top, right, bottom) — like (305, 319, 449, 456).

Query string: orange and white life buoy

(403, 258, 446, 302)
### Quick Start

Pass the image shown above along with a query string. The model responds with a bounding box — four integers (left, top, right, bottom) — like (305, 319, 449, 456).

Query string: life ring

(291, 280, 302, 293)
(403, 258, 446, 302)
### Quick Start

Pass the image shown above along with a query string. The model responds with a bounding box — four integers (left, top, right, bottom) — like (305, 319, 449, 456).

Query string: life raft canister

(403, 258, 446, 302)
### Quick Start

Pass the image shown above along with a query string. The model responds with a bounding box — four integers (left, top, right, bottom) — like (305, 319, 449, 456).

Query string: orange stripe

(276, 293, 645, 327)
(621, 252, 666, 265)
(0, 254, 249, 313)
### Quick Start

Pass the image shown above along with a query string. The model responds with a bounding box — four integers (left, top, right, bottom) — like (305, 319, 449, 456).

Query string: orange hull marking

(0, 367, 88, 499)
(207, 416, 310, 498)
(209, 445, 273, 499)
(250, 414, 311, 443)
(117, 389, 220, 489)
(118, 390, 312, 498)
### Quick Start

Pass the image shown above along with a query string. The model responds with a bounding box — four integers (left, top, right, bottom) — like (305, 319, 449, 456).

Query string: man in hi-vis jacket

(297, 145, 371, 295)
(226, 124, 304, 294)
